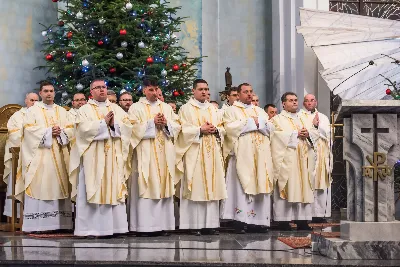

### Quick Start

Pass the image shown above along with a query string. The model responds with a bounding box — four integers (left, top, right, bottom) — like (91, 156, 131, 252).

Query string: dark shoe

(192, 231, 201, 236)
(235, 229, 246, 234)
(277, 222, 293, 231)
(311, 217, 328, 224)
(295, 220, 312, 231)
(247, 225, 269, 233)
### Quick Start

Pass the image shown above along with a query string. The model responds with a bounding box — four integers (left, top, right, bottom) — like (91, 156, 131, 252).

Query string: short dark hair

(90, 78, 105, 89)
(193, 79, 208, 89)
(39, 81, 54, 91)
(107, 90, 116, 96)
(281, 92, 297, 103)
(228, 87, 239, 95)
(264, 104, 276, 110)
(119, 92, 132, 99)
(73, 93, 86, 100)
(143, 79, 158, 87)
(238, 83, 251, 93)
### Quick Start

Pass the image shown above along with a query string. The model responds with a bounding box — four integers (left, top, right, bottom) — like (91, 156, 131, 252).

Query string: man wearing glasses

(69, 79, 134, 237)
(119, 92, 133, 113)
(69, 93, 87, 121)
(299, 94, 332, 224)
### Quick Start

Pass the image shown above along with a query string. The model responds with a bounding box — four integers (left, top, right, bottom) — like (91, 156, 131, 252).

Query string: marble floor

(0, 229, 399, 267)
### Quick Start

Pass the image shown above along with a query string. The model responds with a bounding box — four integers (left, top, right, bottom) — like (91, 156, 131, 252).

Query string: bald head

(25, 92, 39, 108)
(303, 94, 317, 112)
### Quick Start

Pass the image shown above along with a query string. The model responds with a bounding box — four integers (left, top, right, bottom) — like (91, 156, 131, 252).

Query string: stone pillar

(0, 0, 57, 106)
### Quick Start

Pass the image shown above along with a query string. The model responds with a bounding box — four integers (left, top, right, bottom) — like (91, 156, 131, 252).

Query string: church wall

(0, 0, 58, 107)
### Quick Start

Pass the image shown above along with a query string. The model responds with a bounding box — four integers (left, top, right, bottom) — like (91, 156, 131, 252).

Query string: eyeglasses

(73, 98, 86, 102)
(92, 85, 107, 90)
(304, 99, 316, 103)
(120, 99, 133, 102)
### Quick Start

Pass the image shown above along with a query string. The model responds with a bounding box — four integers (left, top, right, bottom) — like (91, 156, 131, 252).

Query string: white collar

(139, 97, 160, 107)
(37, 101, 55, 110)
(89, 99, 110, 107)
(190, 98, 210, 110)
(281, 109, 298, 119)
(301, 108, 316, 115)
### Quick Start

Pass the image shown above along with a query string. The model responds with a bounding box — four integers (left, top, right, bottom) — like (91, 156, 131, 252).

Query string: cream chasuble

(15, 102, 74, 201)
(69, 99, 133, 205)
(221, 101, 273, 226)
(223, 101, 273, 195)
(3, 108, 26, 217)
(299, 109, 332, 217)
(298, 109, 332, 190)
(68, 108, 78, 122)
(176, 98, 227, 202)
(129, 97, 181, 199)
(270, 110, 315, 204)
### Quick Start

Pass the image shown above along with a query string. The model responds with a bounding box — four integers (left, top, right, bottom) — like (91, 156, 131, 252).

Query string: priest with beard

(221, 83, 273, 233)
(128, 80, 181, 236)
(299, 94, 332, 223)
(176, 79, 227, 235)
(15, 82, 74, 232)
(270, 92, 316, 231)
(69, 79, 133, 237)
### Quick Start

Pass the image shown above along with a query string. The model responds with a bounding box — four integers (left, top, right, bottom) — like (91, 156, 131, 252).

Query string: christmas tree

(36, 0, 202, 105)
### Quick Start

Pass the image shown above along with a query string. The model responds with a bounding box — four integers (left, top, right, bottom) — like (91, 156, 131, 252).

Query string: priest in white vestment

(69, 79, 133, 237)
(221, 88, 239, 111)
(3, 92, 38, 218)
(221, 83, 273, 233)
(299, 94, 332, 222)
(176, 79, 227, 235)
(68, 93, 87, 122)
(128, 80, 181, 235)
(270, 92, 317, 231)
(15, 82, 74, 232)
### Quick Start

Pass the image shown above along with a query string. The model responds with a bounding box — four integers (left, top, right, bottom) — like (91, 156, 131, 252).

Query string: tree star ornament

(76, 11, 83, 19)
(138, 41, 145, 48)
(82, 59, 89, 66)
(76, 83, 84, 91)
(116, 52, 123, 59)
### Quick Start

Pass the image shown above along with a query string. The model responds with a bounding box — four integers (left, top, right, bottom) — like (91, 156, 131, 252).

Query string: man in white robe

(69, 79, 133, 237)
(3, 92, 38, 218)
(128, 80, 181, 236)
(176, 79, 227, 235)
(15, 82, 74, 232)
(252, 94, 260, 107)
(118, 92, 133, 113)
(221, 87, 239, 111)
(68, 93, 87, 122)
(270, 92, 317, 231)
(157, 88, 165, 102)
(222, 83, 274, 233)
(299, 94, 332, 223)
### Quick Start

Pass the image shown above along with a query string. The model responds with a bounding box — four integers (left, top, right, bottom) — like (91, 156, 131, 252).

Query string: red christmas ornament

(97, 40, 104, 46)
(172, 64, 179, 71)
(67, 31, 73, 39)
(179, 90, 184, 96)
(146, 57, 154, 64)
(163, 45, 168, 50)
(181, 63, 187, 68)
(45, 54, 53, 61)
(58, 20, 64, 27)
(66, 52, 73, 60)
(109, 67, 116, 73)
(52, 0, 58, 2)
(173, 91, 180, 97)
(386, 88, 392, 95)
(119, 29, 127, 35)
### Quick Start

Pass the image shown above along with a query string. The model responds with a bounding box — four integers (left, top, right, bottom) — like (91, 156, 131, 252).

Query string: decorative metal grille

(329, 0, 400, 210)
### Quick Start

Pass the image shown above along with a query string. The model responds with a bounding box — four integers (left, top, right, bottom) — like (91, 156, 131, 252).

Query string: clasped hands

(104, 111, 115, 127)
(154, 113, 167, 128)
(200, 121, 217, 135)
(298, 128, 309, 139)
(51, 126, 62, 137)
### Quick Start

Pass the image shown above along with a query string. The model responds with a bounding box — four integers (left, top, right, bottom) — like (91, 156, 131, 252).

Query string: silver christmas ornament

(116, 52, 123, 59)
(76, 11, 83, 19)
(125, 2, 133, 10)
(82, 59, 89, 66)
(138, 41, 145, 48)
(76, 83, 84, 91)
(50, 50, 56, 56)
(62, 91, 68, 98)
(121, 41, 128, 48)
(161, 69, 167, 77)
(99, 18, 106, 24)
(41, 30, 48, 37)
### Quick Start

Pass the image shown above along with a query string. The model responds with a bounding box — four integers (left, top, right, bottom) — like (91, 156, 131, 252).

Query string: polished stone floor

(0, 228, 399, 266)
